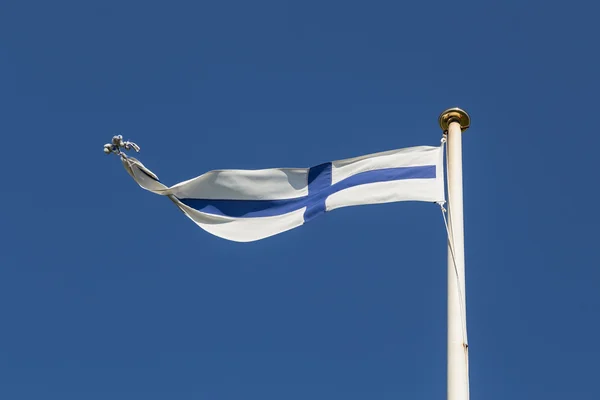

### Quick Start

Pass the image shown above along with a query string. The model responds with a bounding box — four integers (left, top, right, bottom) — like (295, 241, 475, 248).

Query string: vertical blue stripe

(304, 163, 332, 222)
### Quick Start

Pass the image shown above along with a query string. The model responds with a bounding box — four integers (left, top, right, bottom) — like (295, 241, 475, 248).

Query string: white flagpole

(439, 108, 471, 400)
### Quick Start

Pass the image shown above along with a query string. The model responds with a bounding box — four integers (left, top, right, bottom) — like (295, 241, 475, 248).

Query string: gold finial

(438, 108, 470, 132)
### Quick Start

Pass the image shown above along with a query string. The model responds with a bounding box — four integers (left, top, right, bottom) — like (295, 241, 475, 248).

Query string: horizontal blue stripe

(180, 165, 435, 218)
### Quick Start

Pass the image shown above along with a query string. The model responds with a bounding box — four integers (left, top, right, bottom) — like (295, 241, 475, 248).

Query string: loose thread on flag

(104, 135, 140, 156)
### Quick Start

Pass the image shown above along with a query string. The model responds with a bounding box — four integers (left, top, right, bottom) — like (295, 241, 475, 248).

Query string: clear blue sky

(1, 1, 599, 399)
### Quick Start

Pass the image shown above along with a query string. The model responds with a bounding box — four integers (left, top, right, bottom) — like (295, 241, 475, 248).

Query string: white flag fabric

(121, 145, 445, 242)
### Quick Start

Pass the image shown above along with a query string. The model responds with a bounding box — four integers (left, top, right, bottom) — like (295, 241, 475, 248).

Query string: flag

(121, 145, 445, 242)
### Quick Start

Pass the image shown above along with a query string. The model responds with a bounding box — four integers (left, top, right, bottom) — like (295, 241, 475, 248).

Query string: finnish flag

(121, 145, 445, 242)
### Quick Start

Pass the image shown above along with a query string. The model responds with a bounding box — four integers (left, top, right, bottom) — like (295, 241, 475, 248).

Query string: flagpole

(439, 108, 471, 400)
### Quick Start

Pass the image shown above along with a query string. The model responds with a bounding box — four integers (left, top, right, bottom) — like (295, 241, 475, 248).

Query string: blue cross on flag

(120, 144, 445, 242)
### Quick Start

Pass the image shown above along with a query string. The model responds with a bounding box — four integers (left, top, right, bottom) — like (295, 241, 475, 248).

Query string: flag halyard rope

(441, 134, 470, 396)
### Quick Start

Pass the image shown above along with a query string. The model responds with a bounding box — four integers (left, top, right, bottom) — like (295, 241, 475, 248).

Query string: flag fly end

(103, 135, 140, 156)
